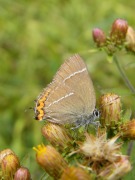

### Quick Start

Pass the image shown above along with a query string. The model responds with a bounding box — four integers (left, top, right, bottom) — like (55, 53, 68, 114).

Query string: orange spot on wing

(35, 89, 51, 121)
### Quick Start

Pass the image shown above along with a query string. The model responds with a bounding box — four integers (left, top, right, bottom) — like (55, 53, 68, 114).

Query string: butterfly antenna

(25, 107, 34, 112)
(99, 96, 120, 110)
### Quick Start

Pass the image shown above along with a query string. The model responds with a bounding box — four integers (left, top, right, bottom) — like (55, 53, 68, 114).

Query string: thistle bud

(0, 150, 20, 179)
(99, 93, 121, 127)
(99, 156, 132, 179)
(60, 167, 91, 180)
(92, 28, 106, 47)
(120, 119, 135, 139)
(14, 167, 31, 180)
(126, 26, 135, 52)
(42, 123, 72, 149)
(33, 144, 68, 179)
(0, 149, 14, 164)
(110, 19, 128, 44)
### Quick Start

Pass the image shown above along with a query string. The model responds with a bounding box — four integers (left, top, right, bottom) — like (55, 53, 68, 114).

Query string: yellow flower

(33, 144, 68, 179)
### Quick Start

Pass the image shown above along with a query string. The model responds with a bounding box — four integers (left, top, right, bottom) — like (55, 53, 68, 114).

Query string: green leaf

(122, 108, 132, 123)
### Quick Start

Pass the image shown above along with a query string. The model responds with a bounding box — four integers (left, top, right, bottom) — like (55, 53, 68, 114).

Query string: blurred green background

(1, 0, 135, 179)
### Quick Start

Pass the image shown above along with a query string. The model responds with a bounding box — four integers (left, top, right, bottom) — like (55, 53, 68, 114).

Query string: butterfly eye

(94, 109, 100, 118)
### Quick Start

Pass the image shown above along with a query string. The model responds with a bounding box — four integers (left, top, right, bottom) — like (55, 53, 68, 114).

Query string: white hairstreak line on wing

(34, 54, 100, 128)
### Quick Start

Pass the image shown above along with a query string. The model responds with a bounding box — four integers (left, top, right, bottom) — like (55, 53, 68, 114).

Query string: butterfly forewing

(35, 54, 96, 125)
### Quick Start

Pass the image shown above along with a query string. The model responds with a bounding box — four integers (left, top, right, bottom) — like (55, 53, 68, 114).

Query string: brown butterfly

(35, 54, 100, 128)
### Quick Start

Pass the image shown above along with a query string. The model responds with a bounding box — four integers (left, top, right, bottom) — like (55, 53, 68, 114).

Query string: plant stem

(127, 141, 134, 156)
(113, 55, 135, 94)
(113, 55, 135, 157)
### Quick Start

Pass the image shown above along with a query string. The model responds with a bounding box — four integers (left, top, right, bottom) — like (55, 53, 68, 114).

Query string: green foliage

(0, 0, 135, 179)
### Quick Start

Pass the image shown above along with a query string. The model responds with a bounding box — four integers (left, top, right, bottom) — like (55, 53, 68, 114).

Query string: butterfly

(35, 54, 100, 128)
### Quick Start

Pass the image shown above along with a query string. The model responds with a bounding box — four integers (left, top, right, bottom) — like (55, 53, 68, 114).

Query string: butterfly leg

(91, 121, 101, 129)
(71, 119, 83, 129)
(71, 123, 82, 130)
(71, 118, 87, 130)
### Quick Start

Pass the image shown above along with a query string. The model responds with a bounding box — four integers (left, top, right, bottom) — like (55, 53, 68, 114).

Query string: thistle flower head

(99, 156, 132, 179)
(0, 149, 20, 179)
(33, 144, 68, 179)
(92, 28, 106, 47)
(60, 166, 91, 180)
(126, 26, 135, 52)
(110, 18, 128, 45)
(120, 119, 135, 139)
(14, 167, 31, 180)
(42, 123, 72, 149)
(99, 93, 121, 127)
(0, 149, 14, 165)
(79, 132, 122, 172)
